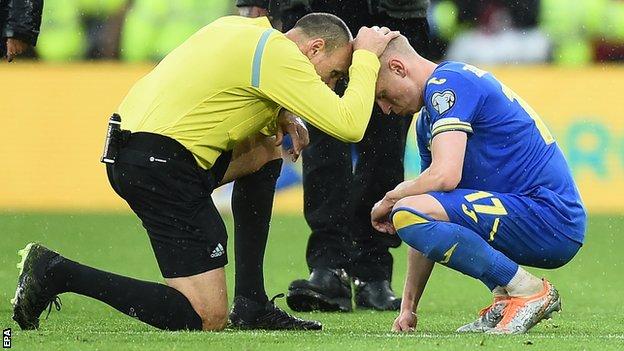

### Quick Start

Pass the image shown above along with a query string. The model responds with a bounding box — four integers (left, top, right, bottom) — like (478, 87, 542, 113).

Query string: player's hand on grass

(353, 26, 400, 57)
(5, 38, 31, 62)
(392, 310, 417, 333)
(371, 197, 396, 234)
(276, 110, 309, 162)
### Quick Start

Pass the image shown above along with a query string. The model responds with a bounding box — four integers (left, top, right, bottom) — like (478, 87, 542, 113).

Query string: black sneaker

(229, 294, 322, 330)
(12, 243, 63, 330)
(287, 268, 352, 312)
(354, 279, 401, 311)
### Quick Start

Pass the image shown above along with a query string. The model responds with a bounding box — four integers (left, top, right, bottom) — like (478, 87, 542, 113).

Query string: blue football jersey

(416, 61, 586, 243)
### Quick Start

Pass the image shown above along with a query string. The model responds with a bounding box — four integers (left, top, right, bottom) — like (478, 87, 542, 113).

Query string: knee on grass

(196, 306, 229, 331)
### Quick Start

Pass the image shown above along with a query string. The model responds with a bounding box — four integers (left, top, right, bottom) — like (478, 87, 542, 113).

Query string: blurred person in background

(120, 0, 233, 61)
(541, 0, 624, 64)
(593, 0, 624, 62)
(428, 0, 624, 65)
(80, 0, 129, 59)
(1, 0, 43, 62)
(238, 0, 431, 313)
(33, 0, 128, 61)
(443, 0, 550, 64)
(33, 0, 234, 61)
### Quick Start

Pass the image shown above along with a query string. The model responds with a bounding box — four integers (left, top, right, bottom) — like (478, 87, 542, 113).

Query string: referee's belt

(113, 132, 232, 184)
(116, 132, 200, 171)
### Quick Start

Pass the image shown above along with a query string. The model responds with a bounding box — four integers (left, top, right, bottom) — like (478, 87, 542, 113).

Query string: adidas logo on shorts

(210, 243, 225, 258)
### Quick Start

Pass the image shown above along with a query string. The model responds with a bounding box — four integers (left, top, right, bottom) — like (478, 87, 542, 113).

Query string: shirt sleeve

(424, 70, 486, 139)
(414, 110, 432, 173)
(5, 0, 44, 46)
(256, 34, 380, 143)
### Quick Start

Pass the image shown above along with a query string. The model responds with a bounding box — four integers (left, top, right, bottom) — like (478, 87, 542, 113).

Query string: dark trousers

(0, 1, 7, 57)
(302, 12, 430, 282)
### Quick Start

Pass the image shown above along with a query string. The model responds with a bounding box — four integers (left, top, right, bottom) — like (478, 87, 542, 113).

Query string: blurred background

(2, 4, 623, 346)
(12, 0, 624, 64)
(1, 0, 623, 214)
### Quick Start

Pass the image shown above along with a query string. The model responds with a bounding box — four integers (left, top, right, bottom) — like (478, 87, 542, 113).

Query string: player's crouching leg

(389, 195, 541, 334)
(389, 193, 569, 334)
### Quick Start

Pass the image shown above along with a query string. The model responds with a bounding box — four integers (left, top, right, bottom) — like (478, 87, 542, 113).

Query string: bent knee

(197, 307, 228, 331)
(393, 195, 449, 222)
(390, 208, 446, 260)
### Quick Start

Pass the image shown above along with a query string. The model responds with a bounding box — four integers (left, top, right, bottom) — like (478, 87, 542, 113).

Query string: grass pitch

(1, 212, 623, 350)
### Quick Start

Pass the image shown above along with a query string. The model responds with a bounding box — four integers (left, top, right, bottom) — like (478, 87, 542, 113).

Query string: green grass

(1, 212, 623, 350)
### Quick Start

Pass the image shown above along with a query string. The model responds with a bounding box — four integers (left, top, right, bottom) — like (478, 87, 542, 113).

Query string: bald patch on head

(294, 13, 353, 53)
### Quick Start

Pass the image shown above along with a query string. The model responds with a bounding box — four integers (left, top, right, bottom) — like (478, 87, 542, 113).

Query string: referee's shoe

(229, 294, 322, 330)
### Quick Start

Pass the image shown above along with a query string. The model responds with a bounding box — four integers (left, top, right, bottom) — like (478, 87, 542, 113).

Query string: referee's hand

(276, 110, 309, 162)
(353, 26, 400, 57)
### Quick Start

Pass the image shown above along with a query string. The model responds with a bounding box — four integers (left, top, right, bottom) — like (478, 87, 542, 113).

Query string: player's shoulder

(424, 61, 486, 97)
(422, 62, 488, 120)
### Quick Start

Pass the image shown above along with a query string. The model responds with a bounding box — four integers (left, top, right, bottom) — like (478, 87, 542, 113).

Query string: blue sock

(392, 207, 518, 290)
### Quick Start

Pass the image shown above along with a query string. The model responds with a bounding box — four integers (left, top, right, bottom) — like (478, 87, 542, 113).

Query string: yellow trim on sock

(392, 210, 429, 230)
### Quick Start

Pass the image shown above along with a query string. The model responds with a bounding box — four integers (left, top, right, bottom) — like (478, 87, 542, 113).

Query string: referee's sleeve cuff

(352, 50, 381, 71)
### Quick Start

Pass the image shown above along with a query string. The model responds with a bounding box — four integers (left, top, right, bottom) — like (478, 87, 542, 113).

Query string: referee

(12, 14, 398, 331)
(239, 0, 430, 312)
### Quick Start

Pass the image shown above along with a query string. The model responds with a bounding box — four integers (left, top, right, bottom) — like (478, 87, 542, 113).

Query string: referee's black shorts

(106, 132, 232, 278)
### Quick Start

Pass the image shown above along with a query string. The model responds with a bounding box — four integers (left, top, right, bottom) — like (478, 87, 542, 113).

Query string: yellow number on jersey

(500, 83, 555, 145)
(462, 191, 508, 242)
(462, 64, 488, 77)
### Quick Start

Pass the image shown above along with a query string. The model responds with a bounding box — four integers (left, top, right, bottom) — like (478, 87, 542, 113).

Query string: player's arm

(390, 70, 482, 199)
(391, 131, 466, 197)
(391, 133, 466, 333)
(372, 71, 484, 233)
(259, 28, 398, 143)
(393, 247, 434, 332)
(371, 131, 467, 233)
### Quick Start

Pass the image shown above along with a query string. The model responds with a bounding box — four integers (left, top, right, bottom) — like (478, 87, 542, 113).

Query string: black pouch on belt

(100, 113, 130, 164)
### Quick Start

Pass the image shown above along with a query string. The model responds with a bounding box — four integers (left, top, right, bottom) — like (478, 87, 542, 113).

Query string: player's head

(288, 13, 353, 90)
(375, 35, 430, 116)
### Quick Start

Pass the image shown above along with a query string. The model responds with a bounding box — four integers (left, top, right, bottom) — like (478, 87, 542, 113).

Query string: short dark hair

(293, 13, 353, 52)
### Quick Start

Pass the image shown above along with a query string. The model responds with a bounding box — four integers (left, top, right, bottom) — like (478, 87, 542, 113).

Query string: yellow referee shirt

(118, 16, 380, 169)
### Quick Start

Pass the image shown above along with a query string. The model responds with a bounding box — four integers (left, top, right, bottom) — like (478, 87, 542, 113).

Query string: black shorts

(106, 132, 232, 278)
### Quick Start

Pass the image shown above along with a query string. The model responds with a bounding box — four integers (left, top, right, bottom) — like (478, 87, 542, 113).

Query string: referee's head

(287, 13, 353, 90)
(294, 13, 353, 52)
